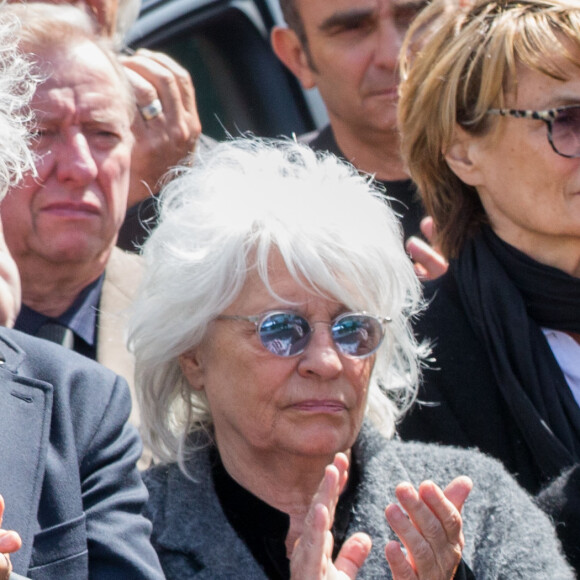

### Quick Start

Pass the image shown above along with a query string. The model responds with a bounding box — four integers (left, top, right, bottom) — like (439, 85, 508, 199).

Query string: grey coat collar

(143, 424, 407, 579)
(145, 439, 267, 579)
(144, 421, 575, 578)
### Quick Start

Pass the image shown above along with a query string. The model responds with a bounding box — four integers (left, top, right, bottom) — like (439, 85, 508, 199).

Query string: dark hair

(279, 0, 308, 47)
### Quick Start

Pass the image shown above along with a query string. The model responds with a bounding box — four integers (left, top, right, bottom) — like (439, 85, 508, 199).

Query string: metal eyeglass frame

(487, 105, 580, 159)
(217, 310, 392, 358)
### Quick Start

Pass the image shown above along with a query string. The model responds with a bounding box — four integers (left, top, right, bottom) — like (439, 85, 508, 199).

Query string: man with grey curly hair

(0, 8, 163, 579)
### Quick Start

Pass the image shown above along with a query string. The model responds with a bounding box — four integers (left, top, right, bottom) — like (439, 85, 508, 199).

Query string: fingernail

(397, 482, 414, 495)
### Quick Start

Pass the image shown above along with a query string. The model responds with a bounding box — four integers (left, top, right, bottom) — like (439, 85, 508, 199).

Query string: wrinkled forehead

(32, 40, 134, 119)
(25, 0, 118, 35)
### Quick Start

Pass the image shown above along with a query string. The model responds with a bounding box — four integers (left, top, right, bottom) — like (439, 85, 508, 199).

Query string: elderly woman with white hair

(131, 137, 573, 579)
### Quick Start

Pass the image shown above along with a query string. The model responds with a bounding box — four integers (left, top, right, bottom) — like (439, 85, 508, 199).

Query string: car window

(127, 0, 325, 141)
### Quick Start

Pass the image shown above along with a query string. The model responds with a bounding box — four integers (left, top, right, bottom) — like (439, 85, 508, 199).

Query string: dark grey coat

(0, 327, 163, 579)
(143, 424, 573, 579)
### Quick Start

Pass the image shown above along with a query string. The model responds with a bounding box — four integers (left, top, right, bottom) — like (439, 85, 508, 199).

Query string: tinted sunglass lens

(332, 315, 383, 358)
(553, 106, 580, 157)
(259, 313, 311, 356)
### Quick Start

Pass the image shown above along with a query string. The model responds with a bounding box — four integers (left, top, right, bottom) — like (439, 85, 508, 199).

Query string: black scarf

(453, 227, 580, 482)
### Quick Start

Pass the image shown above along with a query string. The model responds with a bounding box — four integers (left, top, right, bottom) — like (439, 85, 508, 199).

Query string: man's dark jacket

(0, 327, 163, 579)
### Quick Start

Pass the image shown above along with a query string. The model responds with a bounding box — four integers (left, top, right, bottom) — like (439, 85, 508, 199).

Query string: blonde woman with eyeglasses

(397, 0, 580, 572)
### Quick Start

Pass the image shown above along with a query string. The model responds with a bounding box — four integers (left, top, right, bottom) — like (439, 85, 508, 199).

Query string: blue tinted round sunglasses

(217, 311, 391, 359)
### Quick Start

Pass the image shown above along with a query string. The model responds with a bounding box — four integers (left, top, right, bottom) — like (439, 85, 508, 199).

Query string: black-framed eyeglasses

(487, 105, 580, 159)
(216, 310, 391, 359)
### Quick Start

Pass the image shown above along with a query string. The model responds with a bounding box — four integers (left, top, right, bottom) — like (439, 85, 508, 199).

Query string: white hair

(0, 8, 35, 200)
(4, 2, 136, 120)
(129, 137, 426, 467)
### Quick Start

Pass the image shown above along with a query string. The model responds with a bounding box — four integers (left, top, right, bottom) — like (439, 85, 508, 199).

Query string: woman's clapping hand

(291, 454, 472, 580)
(385, 476, 473, 579)
(290, 453, 372, 579)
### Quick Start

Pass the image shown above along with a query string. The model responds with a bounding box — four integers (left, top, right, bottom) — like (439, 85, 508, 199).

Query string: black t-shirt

(305, 125, 425, 241)
(210, 446, 359, 580)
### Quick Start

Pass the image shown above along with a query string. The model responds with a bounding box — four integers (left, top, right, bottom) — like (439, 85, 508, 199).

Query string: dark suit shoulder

(0, 326, 132, 453)
(0, 326, 114, 376)
(0, 327, 121, 394)
(0, 327, 163, 579)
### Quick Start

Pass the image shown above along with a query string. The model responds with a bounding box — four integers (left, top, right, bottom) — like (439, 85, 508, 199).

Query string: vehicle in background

(126, 0, 327, 142)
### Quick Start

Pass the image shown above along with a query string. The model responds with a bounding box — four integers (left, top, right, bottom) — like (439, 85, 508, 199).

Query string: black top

(399, 270, 546, 486)
(210, 446, 359, 580)
(398, 229, 580, 573)
(304, 125, 424, 241)
(400, 229, 580, 493)
(117, 196, 159, 253)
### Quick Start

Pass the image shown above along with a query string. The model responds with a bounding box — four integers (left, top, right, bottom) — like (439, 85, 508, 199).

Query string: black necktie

(36, 322, 75, 349)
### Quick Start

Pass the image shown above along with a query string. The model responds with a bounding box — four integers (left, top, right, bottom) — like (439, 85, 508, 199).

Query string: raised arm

(120, 48, 202, 209)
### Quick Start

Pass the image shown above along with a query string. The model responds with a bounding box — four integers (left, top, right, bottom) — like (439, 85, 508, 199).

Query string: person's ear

(443, 125, 485, 187)
(271, 26, 316, 89)
(179, 349, 205, 391)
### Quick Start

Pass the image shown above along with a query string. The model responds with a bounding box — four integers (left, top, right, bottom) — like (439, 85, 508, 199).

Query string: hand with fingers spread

(405, 216, 448, 281)
(0, 495, 22, 580)
(385, 476, 473, 580)
(120, 48, 202, 208)
(290, 453, 372, 580)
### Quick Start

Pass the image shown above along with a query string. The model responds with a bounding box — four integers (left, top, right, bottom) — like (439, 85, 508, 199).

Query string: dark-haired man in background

(271, 0, 446, 279)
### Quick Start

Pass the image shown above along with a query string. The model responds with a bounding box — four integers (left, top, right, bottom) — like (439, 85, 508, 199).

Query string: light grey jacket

(143, 424, 574, 579)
